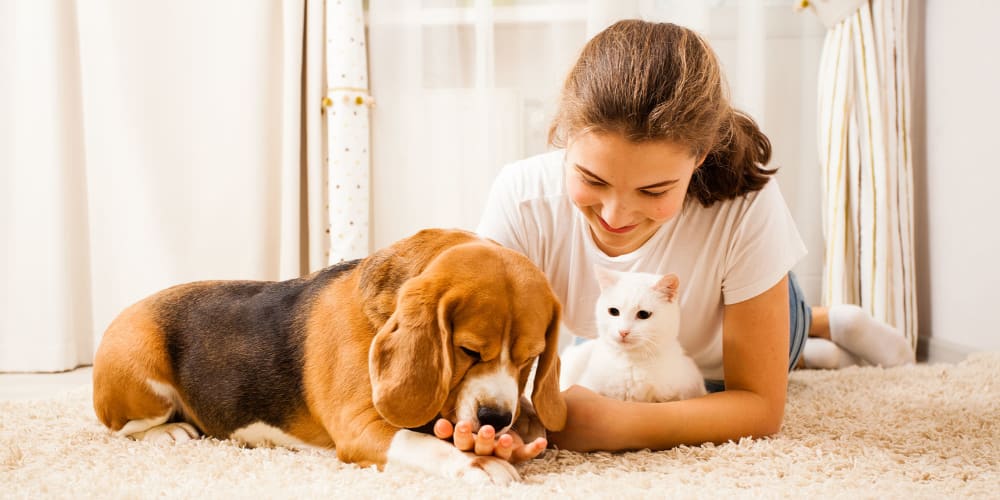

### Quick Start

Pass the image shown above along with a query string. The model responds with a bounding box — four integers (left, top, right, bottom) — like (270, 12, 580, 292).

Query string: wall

(709, 6, 827, 305)
(914, 0, 1000, 354)
(368, 5, 829, 303)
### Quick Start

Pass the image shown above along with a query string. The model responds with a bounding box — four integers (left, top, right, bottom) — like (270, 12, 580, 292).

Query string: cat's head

(593, 266, 681, 352)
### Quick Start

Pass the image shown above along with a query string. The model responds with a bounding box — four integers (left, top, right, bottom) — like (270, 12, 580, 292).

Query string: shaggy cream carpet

(2, 353, 997, 499)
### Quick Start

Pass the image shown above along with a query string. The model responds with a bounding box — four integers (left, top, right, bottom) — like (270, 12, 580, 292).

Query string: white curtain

(815, 0, 917, 350)
(1, 0, 325, 372)
(367, 0, 827, 299)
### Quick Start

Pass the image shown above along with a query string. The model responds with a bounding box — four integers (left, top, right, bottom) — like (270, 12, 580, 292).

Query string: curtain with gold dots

(324, 0, 372, 264)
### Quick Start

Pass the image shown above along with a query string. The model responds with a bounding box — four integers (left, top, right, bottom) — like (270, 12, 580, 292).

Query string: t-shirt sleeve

(476, 163, 531, 257)
(721, 178, 808, 305)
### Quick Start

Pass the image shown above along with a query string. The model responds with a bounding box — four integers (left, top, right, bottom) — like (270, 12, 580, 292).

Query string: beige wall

(913, 0, 1000, 354)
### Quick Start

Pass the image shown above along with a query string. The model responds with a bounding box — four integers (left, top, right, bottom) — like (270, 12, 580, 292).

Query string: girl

(434, 19, 913, 459)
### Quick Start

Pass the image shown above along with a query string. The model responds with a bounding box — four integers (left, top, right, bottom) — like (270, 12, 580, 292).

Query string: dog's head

(366, 231, 565, 434)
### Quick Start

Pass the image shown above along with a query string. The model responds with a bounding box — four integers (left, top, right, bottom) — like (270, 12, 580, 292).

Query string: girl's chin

(593, 235, 642, 256)
(590, 224, 659, 255)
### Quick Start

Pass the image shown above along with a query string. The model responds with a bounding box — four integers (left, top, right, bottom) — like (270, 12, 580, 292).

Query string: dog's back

(91, 260, 360, 440)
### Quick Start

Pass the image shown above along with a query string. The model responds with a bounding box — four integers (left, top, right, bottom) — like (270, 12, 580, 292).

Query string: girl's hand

(547, 384, 625, 452)
(433, 419, 547, 463)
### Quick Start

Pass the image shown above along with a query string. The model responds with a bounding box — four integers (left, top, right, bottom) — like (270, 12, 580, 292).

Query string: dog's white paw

(456, 455, 520, 485)
(130, 423, 199, 444)
(386, 429, 523, 485)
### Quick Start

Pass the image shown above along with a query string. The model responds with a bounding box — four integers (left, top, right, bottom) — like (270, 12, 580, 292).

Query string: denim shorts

(703, 272, 810, 393)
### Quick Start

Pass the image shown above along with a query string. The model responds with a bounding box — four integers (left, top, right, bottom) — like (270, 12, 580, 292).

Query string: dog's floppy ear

(530, 302, 567, 431)
(358, 228, 477, 326)
(368, 277, 453, 428)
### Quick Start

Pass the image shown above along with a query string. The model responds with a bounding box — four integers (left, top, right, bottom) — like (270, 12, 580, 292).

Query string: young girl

(433, 19, 913, 459)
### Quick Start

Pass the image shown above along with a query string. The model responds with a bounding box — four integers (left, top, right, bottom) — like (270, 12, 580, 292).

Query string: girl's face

(565, 131, 702, 257)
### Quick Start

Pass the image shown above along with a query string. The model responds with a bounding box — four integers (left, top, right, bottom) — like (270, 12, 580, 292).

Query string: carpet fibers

(2, 353, 997, 499)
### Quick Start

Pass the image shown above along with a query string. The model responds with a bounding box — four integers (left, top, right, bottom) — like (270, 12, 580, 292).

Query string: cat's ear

(593, 265, 618, 290)
(653, 274, 680, 302)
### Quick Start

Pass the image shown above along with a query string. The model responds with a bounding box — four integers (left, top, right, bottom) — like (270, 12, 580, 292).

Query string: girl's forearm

(616, 389, 784, 451)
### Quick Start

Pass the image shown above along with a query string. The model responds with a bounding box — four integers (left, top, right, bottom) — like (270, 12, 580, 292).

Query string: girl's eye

(582, 176, 605, 186)
(640, 189, 669, 197)
(460, 347, 481, 361)
(636, 310, 652, 320)
(608, 307, 620, 316)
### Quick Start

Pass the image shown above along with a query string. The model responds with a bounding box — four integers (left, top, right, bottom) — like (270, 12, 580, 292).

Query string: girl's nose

(600, 198, 631, 228)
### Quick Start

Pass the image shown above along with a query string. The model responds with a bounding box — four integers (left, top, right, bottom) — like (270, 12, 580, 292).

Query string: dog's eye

(636, 310, 652, 320)
(608, 307, 620, 317)
(460, 347, 481, 361)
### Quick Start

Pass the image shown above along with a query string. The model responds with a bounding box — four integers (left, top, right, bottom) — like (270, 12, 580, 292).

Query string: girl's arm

(548, 276, 790, 451)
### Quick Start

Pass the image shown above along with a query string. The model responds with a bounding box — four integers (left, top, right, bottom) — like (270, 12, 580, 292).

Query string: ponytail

(688, 109, 775, 207)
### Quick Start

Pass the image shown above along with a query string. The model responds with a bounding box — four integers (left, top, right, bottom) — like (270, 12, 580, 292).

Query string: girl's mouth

(597, 215, 637, 234)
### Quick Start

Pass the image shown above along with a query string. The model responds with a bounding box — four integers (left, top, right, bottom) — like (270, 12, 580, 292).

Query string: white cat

(559, 267, 707, 402)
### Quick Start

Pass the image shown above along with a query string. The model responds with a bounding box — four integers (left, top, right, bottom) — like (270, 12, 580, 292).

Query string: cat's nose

(619, 330, 630, 339)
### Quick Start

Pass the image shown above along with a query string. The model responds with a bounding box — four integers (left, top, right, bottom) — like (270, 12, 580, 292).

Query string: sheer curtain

(367, 0, 580, 248)
(367, 0, 827, 300)
(1, 0, 324, 372)
(814, 0, 917, 349)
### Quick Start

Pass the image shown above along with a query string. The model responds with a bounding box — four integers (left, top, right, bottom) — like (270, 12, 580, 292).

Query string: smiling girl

(434, 19, 913, 458)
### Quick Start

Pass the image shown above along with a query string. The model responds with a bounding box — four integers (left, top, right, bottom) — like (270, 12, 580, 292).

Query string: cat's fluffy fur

(559, 267, 707, 402)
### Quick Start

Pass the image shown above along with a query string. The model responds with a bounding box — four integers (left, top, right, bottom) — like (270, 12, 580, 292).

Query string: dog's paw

(512, 396, 546, 445)
(457, 455, 520, 485)
(130, 423, 199, 444)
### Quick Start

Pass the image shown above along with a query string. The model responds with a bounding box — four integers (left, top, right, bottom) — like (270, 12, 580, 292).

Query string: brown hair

(549, 20, 774, 206)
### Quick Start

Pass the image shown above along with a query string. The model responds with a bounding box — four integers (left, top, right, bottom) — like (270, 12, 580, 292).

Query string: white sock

(802, 338, 860, 369)
(828, 304, 915, 367)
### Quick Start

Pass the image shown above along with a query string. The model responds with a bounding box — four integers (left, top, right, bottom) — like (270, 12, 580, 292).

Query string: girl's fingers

(493, 433, 514, 461)
(511, 437, 548, 463)
(433, 419, 454, 440)
(437, 419, 539, 464)
(453, 421, 476, 451)
(474, 425, 496, 455)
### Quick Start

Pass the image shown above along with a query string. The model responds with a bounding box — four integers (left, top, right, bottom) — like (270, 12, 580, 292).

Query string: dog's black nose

(477, 407, 513, 431)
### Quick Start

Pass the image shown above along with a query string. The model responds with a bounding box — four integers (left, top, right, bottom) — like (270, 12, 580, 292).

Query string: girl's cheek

(567, 180, 598, 207)
(651, 195, 683, 220)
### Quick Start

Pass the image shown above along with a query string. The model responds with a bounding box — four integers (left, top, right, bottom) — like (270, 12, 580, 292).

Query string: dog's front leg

(331, 408, 520, 485)
(385, 429, 521, 485)
(512, 395, 547, 445)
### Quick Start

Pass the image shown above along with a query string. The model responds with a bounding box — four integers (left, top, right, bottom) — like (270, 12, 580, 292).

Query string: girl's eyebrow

(575, 164, 679, 190)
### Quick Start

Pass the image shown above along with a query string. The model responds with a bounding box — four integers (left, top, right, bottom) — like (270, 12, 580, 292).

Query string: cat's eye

(460, 347, 481, 361)
(608, 307, 620, 316)
(636, 310, 652, 320)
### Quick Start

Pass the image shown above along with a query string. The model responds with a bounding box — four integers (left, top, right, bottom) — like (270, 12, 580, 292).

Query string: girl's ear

(696, 151, 709, 168)
(593, 265, 618, 291)
(653, 273, 680, 303)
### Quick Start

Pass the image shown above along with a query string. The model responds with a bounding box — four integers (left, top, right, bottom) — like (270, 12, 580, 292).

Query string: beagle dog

(92, 228, 565, 484)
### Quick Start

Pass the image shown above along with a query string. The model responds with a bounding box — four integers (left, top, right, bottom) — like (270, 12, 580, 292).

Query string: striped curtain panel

(324, 0, 372, 263)
(816, 0, 917, 350)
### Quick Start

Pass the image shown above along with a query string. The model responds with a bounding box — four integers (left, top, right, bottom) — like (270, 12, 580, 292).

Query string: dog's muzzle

(477, 406, 513, 431)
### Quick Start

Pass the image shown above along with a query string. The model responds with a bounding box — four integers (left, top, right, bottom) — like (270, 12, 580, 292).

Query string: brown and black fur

(92, 228, 566, 469)
(156, 260, 357, 437)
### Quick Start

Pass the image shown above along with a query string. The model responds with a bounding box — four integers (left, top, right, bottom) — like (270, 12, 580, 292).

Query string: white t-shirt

(477, 150, 807, 380)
